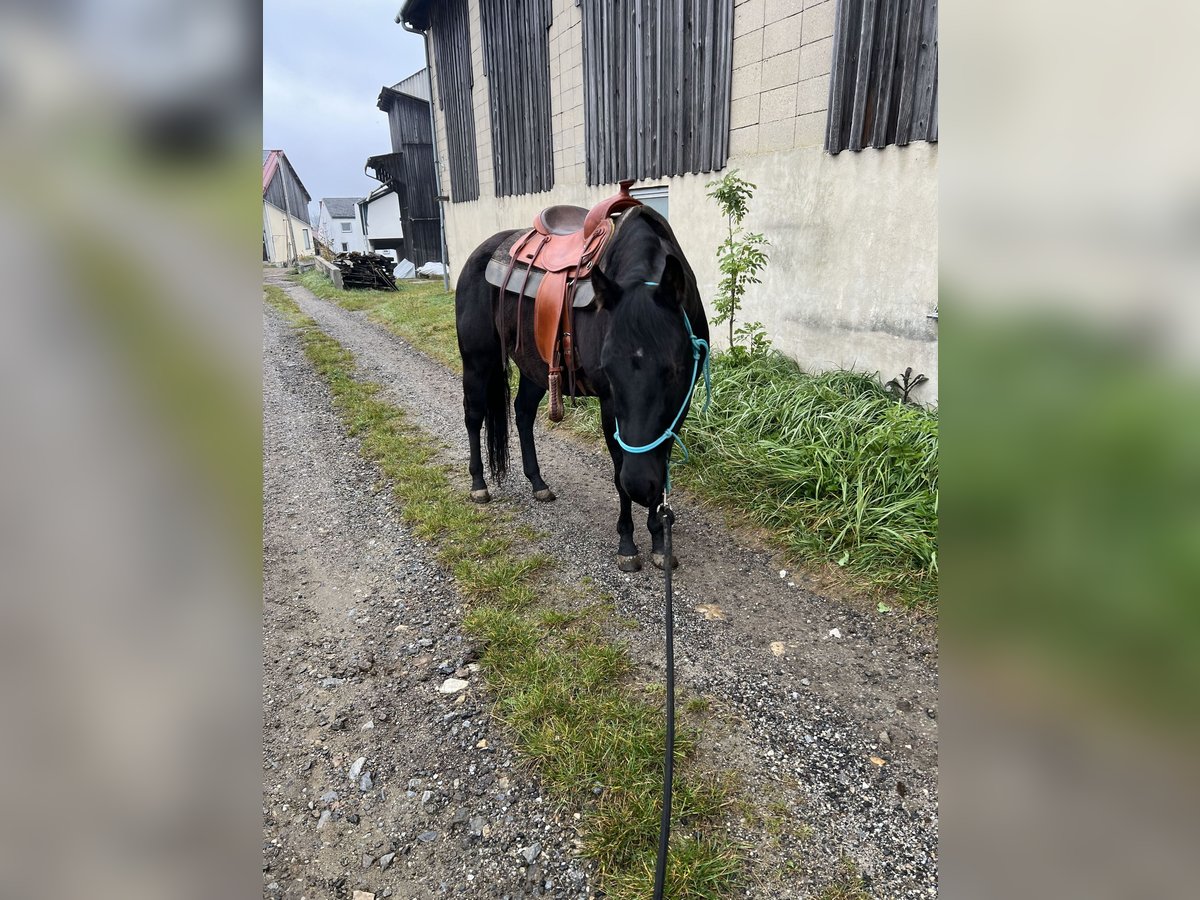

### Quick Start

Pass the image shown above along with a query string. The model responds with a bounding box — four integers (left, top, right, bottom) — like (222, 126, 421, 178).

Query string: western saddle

(487, 180, 643, 421)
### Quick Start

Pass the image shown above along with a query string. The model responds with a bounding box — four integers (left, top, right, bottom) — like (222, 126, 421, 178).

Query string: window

(580, 1, 732, 185)
(302, 229, 311, 250)
(341, 242, 349, 252)
(340, 221, 352, 232)
(630, 185, 668, 220)
(826, 0, 939, 154)
(430, 0, 480, 201)
(479, 0, 553, 197)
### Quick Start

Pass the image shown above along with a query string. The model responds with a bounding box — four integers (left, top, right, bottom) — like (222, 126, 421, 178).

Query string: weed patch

(813, 858, 873, 900)
(265, 288, 741, 897)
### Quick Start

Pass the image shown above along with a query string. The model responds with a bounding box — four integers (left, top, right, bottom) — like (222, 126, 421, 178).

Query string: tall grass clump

(685, 352, 938, 606)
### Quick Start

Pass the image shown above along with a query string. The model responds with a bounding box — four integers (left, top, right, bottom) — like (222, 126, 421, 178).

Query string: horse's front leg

(514, 373, 555, 501)
(646, 497, 678, 570)
(602, 404, 640, 571)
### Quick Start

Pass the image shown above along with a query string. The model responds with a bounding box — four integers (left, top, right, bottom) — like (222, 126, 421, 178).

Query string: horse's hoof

(470, 489, 491, 504)
(652, 553, 679, 570)
(617, 554, 642, 573)
(533, 488, 556, 502)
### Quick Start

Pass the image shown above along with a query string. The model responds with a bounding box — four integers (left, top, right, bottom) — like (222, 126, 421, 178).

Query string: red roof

(262, 149, 281, 194)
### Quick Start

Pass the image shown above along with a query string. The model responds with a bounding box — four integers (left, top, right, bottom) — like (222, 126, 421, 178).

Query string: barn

(396, 0, 937, 401)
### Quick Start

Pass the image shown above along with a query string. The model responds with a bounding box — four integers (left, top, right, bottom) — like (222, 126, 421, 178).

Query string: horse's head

(592, 253, 705, 507)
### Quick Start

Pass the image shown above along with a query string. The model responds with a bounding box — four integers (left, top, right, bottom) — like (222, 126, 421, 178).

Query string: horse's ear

(590, 265, 621, 309)
(657, 254, 686, 306)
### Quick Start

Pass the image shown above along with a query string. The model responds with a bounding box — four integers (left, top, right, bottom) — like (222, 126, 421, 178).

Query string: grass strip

(265, 286, 741, 899)
(293, 269, 462, 371)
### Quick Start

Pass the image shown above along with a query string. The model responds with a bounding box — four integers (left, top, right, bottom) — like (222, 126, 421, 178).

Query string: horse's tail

(485, 348, 510, 481)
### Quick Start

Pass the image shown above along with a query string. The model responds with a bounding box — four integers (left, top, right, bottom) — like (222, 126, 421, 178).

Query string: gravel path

(263, 307, 591, 900)
(264, 273, 939, 898)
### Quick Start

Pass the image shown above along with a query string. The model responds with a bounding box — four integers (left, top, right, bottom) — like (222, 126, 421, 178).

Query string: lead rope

(652, 499, 676, 900)
(613, 301, 708, 898)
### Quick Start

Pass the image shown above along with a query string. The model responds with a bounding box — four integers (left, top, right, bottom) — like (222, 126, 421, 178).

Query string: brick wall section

(549, 1, 586, 188)
(731, 0, 836, 157)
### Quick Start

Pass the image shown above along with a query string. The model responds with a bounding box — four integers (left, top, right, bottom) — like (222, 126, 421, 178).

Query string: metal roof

(392, 68, 431, 102)
(321, 197, 363, 218)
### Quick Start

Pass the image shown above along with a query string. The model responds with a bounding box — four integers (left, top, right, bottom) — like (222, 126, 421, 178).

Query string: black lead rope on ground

(652, 503, 676, 900)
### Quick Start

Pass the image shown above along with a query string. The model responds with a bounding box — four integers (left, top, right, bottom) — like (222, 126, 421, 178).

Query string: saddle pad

(484, 235, 596, 309)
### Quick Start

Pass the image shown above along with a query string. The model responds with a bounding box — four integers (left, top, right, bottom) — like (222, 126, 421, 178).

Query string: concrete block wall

(731, 0, 836, 155)
(425, 0, 939, 404)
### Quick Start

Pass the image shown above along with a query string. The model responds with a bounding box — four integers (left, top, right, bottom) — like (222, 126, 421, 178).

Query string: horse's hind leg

(514, 373, 555, 501)
(462, 361, 492, 503)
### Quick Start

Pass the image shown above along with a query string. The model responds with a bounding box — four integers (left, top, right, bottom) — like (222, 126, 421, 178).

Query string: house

(357, 184, 405, 263)
(262, 149, 315, 264)
(361, 68, 444, 267)
(396, 0, 938, 401)
(317, 198, 368, 255)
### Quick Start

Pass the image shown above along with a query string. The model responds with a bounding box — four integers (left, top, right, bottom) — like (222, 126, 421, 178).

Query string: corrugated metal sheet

(478, 0, 554, 197)
(826, 0, 938, 153)
(429, 0, 480, 202)
(579, 0, 733, 186)
(393, 67, 432, 102)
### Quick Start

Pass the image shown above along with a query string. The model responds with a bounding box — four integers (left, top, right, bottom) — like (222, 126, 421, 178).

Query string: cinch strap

(614, 309, 712, 491)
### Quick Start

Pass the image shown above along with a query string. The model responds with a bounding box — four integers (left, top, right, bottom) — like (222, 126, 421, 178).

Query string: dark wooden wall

(579, 0, 733, 186)
(377, 91, 442, 266)
(264, 155, 311, 222)
(430, 0, 480, 202)
(479, 0, 555, 197)
(826, 0, 938, 154)
(387, 91, 433, 156)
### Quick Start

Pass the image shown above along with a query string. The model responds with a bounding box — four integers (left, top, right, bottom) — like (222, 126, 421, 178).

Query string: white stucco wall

(426, 0, 938, 403)
(262, 201, 315, 263)
(317, 202, 368, 254)
(362, 190, 404, 242)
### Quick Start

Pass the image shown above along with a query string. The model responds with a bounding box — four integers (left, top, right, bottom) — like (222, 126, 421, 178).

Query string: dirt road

(262, 274, 938, 899)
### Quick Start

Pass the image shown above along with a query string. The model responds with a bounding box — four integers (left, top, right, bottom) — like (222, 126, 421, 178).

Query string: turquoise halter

(613, 302, 712, 491)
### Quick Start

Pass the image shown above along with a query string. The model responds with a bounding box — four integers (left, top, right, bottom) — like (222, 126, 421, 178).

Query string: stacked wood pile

(334, 252, 399, 290)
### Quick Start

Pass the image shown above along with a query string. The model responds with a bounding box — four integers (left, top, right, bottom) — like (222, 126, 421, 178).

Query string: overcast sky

(263, 0, 427, 221)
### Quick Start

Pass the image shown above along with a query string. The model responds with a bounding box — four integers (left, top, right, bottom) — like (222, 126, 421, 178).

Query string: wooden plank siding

(370, 85, 442, 266)
(429, 0, 480, 202)
(264, 157, 311, 222)
(478, 0, 555, 197)
(579, 0, 733, 186)
(385, 90, 433, 156)
(826, 0, 938, 154)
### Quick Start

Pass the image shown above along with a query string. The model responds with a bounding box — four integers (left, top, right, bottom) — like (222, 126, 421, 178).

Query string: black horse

(455, 206, 710, 571)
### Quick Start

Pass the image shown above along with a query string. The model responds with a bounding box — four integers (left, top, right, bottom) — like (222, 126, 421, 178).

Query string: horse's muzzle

(619, 459, 665, 508)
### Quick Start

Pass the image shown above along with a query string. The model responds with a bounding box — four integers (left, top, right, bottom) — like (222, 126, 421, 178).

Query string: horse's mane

(602, 206, 705, 324)
(598, 207, 707, 375)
